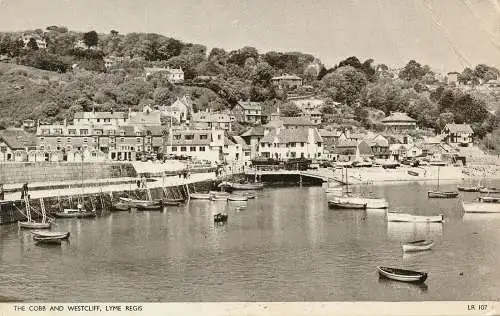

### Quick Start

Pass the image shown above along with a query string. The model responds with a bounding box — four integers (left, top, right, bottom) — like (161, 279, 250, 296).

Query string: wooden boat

(457, 185, 482, 192)
(333, 196, 388, 209)
(112, 201, 130, 211)
(209, 191, 230, 197)
(228, 195, 248, 202)
(18, 197, 51, 229)
(427, 166, 458, 198)
(32, 231, 70, 244)
(189, 193, 212, 200)
(407, 170, 419, 176)
(402, 240, 435, 252)
(55, 207, 96, 218)
(387, 212, 444, 223)
(231, 183, 264, 190)
(214, 213, 228, 223)
(377, 266, 427, 283)
(427, 191, 459, 198)
(462, 202, 500, 213)
(479, 187, 500, 194)
(244, 193, 256, 199)
(210, 195, 228, 201)
(328, 200, 367, 209)
(119, 197, 159, 207)
(478, 196, 500, 203)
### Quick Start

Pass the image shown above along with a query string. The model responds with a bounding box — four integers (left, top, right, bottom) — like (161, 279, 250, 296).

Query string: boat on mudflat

(402, 240, 435, 252)
(457, 185, 482, 192)
(32, 231, 70, 244)
(427, 191, 459, 198)
(479, 187, 500, 194)
(377, 266, 428, 283)
(462, 202, 500, 213)
(189, 193, 212, 200)
(231, 183, 264, 190)
(328, 200, 367, 209)
(387, 212, 444, 223)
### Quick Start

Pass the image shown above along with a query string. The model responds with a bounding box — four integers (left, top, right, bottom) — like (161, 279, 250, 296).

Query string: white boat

(478, 196, 500, 203)
(189, 193, 212, 200)
(462, 202, 500, 213)
(333, 196, 388, 209)
(32, 230, 70, 244)
(228, 195, 248, 202)
(209, 191, 230, 197)
(231, 183, 264, 190)
(377, 266, 427, 283)
(210, 195, 228, 201)
(402, 240, 435, 252)
(387, 212, 444, 223)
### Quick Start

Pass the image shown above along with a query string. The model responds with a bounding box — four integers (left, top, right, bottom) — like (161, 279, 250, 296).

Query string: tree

(280, 103, 301, 117)
(398, 60, 429, 81)
(27, 38, 39, 50)
(322, 66, 368, 106)
(110, 30, 119, 37)
(474, 64, 499, 82)
(83, 30, 99, 48)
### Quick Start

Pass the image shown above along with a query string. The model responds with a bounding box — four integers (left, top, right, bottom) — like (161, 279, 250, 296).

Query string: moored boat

(210, 195, 228, 201)
(328, 200, 367, 209)
(54, 206, 96, 218)
(333, 196, 388, 209)
(18, 197, 52, 229)
(231, 183, 264, 190)
(479, 187, 500, 194)
(243, 193, 256, 199)
(19, 221, 51, 229)
(112, 201, 130, 211)
(189, 193, 212, 200)
(407, 170, 419, 176)
(135, 201, 163, 210)
(427, 191, 459, 198)
(402, 239, 435, 252)
(478, 196, 500, 203)
(377, 266, 427, 283)
(387, 212, 444, 223)
(457, 185, 482, 192)
(462, 201, 500, 213)
(228, 195, 248, 202)
(209, 191, 230, 197)
(32, 231, 70, 244)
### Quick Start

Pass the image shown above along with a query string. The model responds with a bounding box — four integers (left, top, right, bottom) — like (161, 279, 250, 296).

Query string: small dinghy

(462, 202, 500, 213)
(231, 183, 264, 190)
(377, 266, 427, 283)
(458, 185, 482, 192)
(210, 195, 228, 201)
(478, 196, 500, 203)
(427, 191, 459, 198)
(228, 195, 248, 202)
(328, 200, 367, 209)
(55, 207, 96, 218)
(135, 202, 163, 211)
(214, 213, 228, 223)
(190, 193, 212, 200)
(18, 197, 52, 229)
(479, 187, 500, 194)
(407, 170, 419, 176)
(387, 212, 444, 223)
(402, 240, 435, 252)
(32, 231, 70, 244)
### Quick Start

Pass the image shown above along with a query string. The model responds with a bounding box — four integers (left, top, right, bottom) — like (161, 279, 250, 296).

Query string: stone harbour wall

(0, 162, 137, 185)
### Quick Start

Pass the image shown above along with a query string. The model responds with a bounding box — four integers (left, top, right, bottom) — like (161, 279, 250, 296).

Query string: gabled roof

(74, 112, 128, 119)
(444, 123, 473, 134)
(241, 126, 264, 137)
(271, 74, 302, 81)
(260, 128, 322, 144)
(381, 112, 416, 123)
(0, 129, 37, 149)
(237, 101, 261, 111)
(281, 116, 317, 126)
(318, 129, 340, 138)
(232, 136, 250, 149)
(170, 129, 213, 146)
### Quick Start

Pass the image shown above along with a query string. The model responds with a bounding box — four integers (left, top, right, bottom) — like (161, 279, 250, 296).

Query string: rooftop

(74, 112, 128, 119)
(260, 128, 322, 144)
(241, 126, 265, 137)
(0, 128, 37, 149)
(381, 112, 417, 123)
(444, 123, 473, 134)
(237, 101, 262, 111)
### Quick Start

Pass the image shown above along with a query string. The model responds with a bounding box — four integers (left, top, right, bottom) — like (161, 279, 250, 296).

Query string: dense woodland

(1, 27, 500, 150)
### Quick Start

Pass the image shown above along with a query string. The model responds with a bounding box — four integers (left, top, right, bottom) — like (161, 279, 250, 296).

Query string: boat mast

(437, 166, 440, 191)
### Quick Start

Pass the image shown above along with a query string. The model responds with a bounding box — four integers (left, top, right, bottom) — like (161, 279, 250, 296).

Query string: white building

(145, 67, 184, 83)
(259, 127, 323, 160)
(165, 129, 224, 162)
(157, 96, 193, 124)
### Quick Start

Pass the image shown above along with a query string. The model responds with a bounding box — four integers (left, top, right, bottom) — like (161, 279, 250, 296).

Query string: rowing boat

(328, 200, 367, 209)
(189, 193, 211, 200)
(427, 191, 459, 198)
(387, 212, 444, 223)
(402, 239, 435, 252)
(231, 183, 264, 190)
(228, 196, 248, 202)
(32, 231, 70, 244)
(377, 266, 427, 283)
(462, 202, 500, 213)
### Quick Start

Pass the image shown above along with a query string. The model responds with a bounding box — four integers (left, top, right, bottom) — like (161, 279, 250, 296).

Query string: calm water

(1, 181, 500, 302)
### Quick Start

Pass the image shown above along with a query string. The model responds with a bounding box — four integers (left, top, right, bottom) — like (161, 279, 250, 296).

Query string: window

(67, 137, 71, 143)
(185, 134, 194, 140)
(137, 137, 141, 143)
(80, 129, 88, 135)
(301, 142, 305, 147)
(173, 135, 181, 140)
(224, 145, 228, 148)
(39, 137, 45, 142)
(199, 146, 205, 152)
(318, 142, 322, 147)
(200, 134, 208, 140)
(261, 143, 265, 147)
(110, 137, 115, 143)
(290, 143, 296, 147)
(244, 152, 250, 156)
(218, 134, 222, 140)
(68, 129, 76, 135)
(172, 146, 177, 152)
(57, 137, 61, 143)
(40, 145, 44, 150)
(97, 119, 100, 123)
(95, 130, 103, 135)
(83, 138, 88, 143)
(190, 147, 196, 152)
(180, 147, 186, 152)
(136, 132, 142, 136)
(120, 137, 124, 143)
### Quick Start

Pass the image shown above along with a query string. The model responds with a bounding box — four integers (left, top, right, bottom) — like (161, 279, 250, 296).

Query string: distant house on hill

(73, 111, 128, 126)
(191, 110, 234, 131)
(290, 97, 325, 111)
(21, 34, 47, 49)
(271, 74, 303, 89)
(144, 67, 184, 83)
(441, 123, 473, 147)
(157, 96, 193, 124)
(232, 101, 262, 124)
(22, 119, 36, 129)
(447, 72, 459, 85)
(381, 112, 417, 133)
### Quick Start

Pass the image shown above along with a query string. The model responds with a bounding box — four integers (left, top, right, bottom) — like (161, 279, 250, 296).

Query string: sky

(0, 0, 499, 73)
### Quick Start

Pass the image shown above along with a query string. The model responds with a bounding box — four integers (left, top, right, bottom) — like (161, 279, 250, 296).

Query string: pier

(244, 168, 345, 185)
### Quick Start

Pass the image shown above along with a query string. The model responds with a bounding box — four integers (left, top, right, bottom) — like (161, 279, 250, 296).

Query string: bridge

(244, 168, 347, 184)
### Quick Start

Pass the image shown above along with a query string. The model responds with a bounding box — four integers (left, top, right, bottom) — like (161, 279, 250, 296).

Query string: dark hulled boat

(377, 266, 428, 283)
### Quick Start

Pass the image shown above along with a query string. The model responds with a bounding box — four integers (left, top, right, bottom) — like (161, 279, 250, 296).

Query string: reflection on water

(386, 222, 443, 241)
(462, 213, 500, 221)
(0, 183, 499, 301)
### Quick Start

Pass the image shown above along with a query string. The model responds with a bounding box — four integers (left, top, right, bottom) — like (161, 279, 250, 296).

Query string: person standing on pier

(20, 183, 28, 199)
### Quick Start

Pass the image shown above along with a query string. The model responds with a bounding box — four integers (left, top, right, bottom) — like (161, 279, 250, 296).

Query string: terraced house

(259, 127, 323, 160)
(232, 101, 262, 124)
